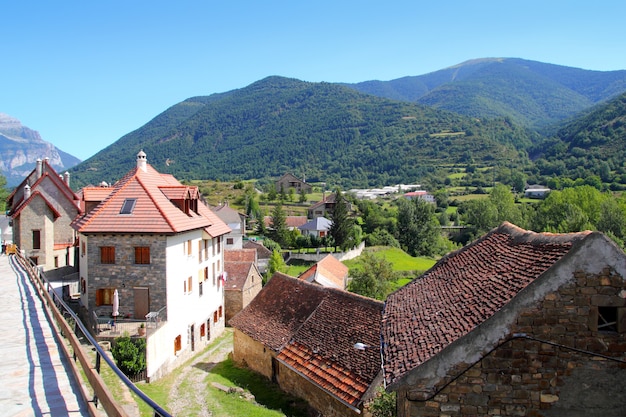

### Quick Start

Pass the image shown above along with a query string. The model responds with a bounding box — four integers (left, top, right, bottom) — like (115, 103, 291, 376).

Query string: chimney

(64, 171, 70, 187)
(136, 150, 147, 172)
(24, 184, 31, 200)
(36, 158, 42, 179)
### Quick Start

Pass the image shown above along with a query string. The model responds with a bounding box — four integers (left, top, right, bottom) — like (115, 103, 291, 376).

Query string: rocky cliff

(0, 113, 81, 187)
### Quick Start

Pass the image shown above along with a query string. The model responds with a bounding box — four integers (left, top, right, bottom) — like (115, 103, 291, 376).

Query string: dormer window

(120, 198, 137, 214)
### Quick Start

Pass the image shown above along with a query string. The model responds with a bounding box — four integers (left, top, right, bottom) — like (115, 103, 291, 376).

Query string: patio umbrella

(112, 289, 120, 323)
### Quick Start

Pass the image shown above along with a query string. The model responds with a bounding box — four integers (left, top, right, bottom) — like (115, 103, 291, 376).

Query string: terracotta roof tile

(231, 273, 383, 408)
(224, 249, 257, 263)
(299, 255, 348, 288)
(72, 163, 229, 235)
(382, 222, 591, 387)
(224, 261, 255, 290)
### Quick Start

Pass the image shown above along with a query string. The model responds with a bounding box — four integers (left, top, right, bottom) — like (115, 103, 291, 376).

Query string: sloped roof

(214, 203, 246, 223)
(243, 240, 272, 259)
(308, 193, 337, 211)
(11, 191, 62, 219)
(224, 248, 256, 263)
(8, 160, 81, 218)
(299, 254, 348, 288)
(263, 216, 308, 229)
(72, 161, 230, 235)
(298, 216, 331, 232)
(224, 261, 258, 291)
(382, 222, 592, 387)
(230, 273, 383, 410)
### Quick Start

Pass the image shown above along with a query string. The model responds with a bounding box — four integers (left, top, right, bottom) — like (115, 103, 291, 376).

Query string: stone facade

(232, 329, 275, 379)
(398, 266, 626, 417)
(84, 234, 167, 318)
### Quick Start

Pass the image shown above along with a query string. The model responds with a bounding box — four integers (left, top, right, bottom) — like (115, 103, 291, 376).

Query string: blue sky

(2, 1, 625, 161)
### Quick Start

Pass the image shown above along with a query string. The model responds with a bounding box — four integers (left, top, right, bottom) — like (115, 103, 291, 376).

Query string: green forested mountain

(71, 76, 537, 189)
(346, 58, 626, 131)
(531, 91, 626, 187)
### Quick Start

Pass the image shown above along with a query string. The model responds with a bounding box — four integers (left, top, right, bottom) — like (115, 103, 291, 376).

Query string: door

(190, 324, 195, 352)
(134, 287, 150, 319)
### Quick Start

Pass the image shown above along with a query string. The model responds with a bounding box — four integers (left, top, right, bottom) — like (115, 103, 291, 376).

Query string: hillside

(530, 91, 626, 185)
(70, 77, 538, 189)
(0, 113, 81, 186)
(346, 58, 626, 131)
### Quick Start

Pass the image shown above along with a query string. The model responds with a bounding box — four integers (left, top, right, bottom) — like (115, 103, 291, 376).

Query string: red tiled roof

(81, 187, 114, 202)
(299, 255, 348, 288)
(230, 273, 383, 409)
(224, 261, 256, 291)
(224, 249, 256, 263)
(72, 163, 230, 235)
(243, 240, 272, 259)
(382, 222, 591, 387)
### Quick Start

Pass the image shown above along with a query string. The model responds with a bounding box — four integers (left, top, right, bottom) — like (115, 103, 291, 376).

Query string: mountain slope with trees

(70, 76, 537, 189)
(346, 58, 626, 131)
(530, 91, 626, 188)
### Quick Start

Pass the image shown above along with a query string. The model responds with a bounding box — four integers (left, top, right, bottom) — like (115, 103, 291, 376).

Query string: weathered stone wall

(232, 329, 274, 379)
(224, 290, 243, 324)
(86, 234, 167, 318)
(277, 362, 362, 417)
(400, 267, 626, 417)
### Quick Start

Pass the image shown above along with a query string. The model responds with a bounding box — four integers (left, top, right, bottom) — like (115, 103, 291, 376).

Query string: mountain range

(4, 58, 626, 190)
(0, 113, 81, 187)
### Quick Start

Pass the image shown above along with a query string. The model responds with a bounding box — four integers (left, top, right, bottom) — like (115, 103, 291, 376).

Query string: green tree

(0, 173, 8, 212)
(267, 249, 287, 279)
(111, 336, 146, 376)
(329, 189, 353, 251)
(270, 203, 290, 247)
(489, 184, 522, 225)
(348, 252, 395, 300)
(298, 188, 307, 204)
(396, 198, 440, 257)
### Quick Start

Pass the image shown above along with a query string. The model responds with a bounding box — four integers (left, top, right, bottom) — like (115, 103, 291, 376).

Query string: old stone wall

(86, 234, 167, 318)
(232, 329, 275, 379)
(402, 267, 626, 417)
(277, 362, 362, 417)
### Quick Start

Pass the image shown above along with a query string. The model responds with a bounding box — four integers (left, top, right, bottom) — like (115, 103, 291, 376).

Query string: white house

(72, 151, 231, 380)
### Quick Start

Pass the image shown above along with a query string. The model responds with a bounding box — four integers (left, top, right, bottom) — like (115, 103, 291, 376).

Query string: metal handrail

(12, 249, 172, 417)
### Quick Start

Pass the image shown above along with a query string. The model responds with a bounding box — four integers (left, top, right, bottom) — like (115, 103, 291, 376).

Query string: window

(204, 266, 208, 281)
(134, 246, 150, 264)
(219, 306, 223, 318)
(598, 306, 622, 333)
(81, 241, 86, 257)
(200, 323, 206, 338)
(187, 240, 192, 256)
(95, 288, 116, 306)
(100, 246, 115, 264)
(187, 276, 192, 294)
(199, 281, 203, 296)
(120, 198, 137, 214)
(226, 238, 233, 245)
(32, 230, 41, 250)
(217, 236, 221, 253)
(198, 241, 203, 262)
(213, 311, 218, 323)
(174, 335, 182, 353)
(212, 263, 216, 286)
(54, 256, 59, 268)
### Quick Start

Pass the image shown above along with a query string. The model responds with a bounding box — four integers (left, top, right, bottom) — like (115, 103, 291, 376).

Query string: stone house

(298, 254, 349, 289)
(382, 222, 626, 417)
(71, 151, 231, 380)
(213, 202, 247, 250)
(243, 240, 272, 274)
(230, 272, 384, 417)
(223, 248, 263, 323)
(275, 173, 312, 195)
(6, 158, 81, 272)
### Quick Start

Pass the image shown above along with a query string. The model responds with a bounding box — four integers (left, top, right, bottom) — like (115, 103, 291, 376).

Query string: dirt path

(166, 329, 234, 416)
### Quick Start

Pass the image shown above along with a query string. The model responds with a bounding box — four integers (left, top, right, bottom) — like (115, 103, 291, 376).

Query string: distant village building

(213, 202, 247, 250)
(223, 249, 263, 323)
(6, 158, 81, 272)
(243, 240, 272, 274)
(230, 273, 383, 416)
(524, 185, 551, 199)
(403, 190, 435, 203)
(298, 254, 349, 289)
(298, 216, 331, 239)
(275, 173, 312, 194)
(382, 222, 626, 416)
(72, 151, 231, 380)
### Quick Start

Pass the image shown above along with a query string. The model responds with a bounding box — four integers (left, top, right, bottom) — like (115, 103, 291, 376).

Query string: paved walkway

(0, 254, 89, 416)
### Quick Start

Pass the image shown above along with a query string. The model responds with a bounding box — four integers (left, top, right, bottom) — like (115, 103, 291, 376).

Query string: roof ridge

(135, 167, 178, 233)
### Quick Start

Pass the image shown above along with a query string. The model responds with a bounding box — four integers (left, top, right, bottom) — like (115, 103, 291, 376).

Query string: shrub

(112, 336, 146, 376)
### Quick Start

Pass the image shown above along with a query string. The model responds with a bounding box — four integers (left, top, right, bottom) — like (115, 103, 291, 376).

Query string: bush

(112, 336, 146, 376)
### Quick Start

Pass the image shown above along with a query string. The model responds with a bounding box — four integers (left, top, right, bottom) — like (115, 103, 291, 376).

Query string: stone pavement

(0, 254, 89, 416)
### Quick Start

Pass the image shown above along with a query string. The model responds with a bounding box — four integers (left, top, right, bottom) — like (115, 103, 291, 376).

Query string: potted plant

(138, 322, 146, 336)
